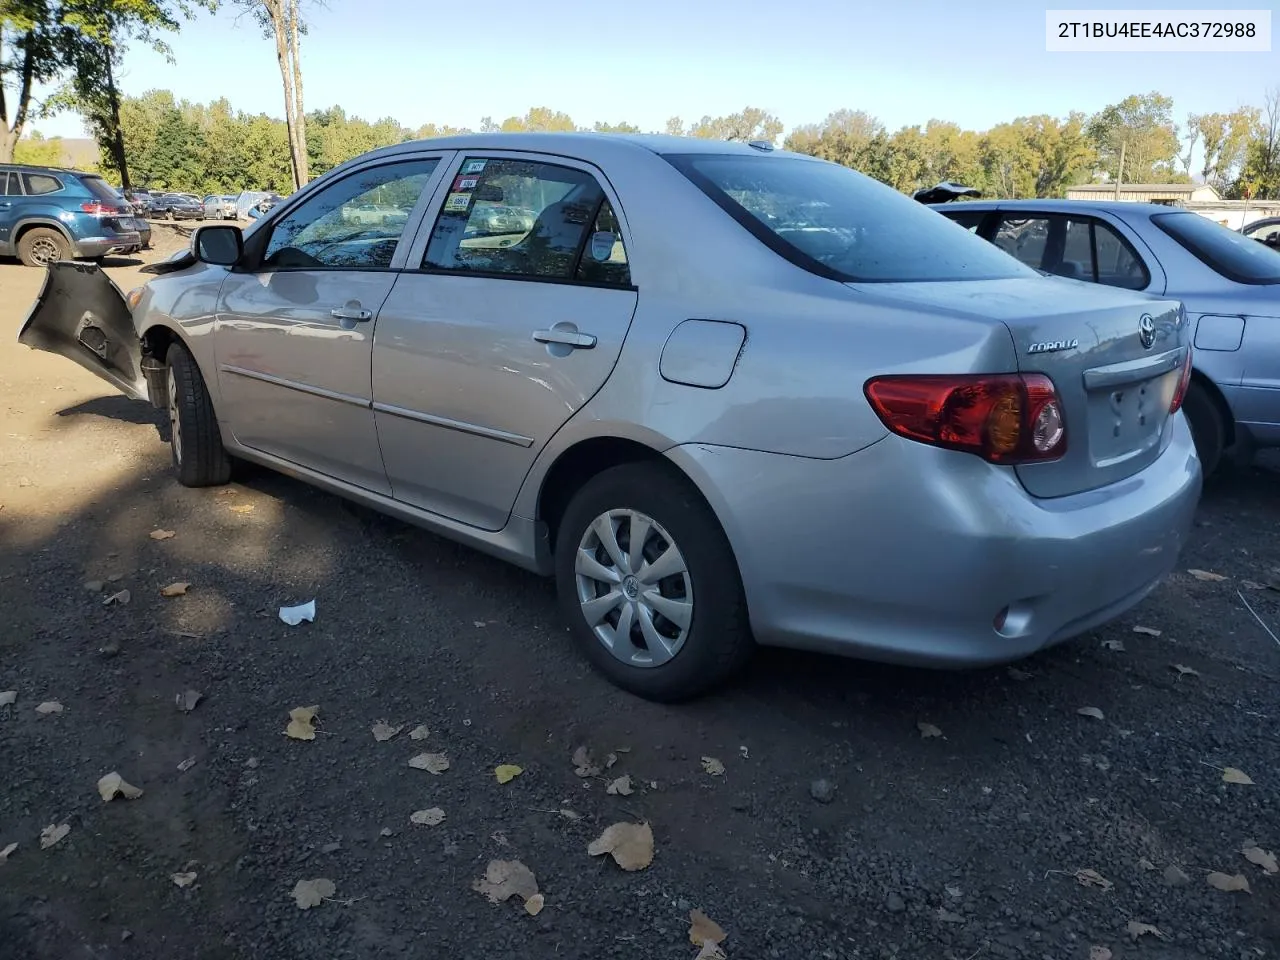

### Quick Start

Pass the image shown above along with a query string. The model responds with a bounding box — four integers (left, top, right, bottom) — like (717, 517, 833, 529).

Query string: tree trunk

(0, 28, 37, 164)
(287, 0, 308, 187)
(103, 51, 131, 190)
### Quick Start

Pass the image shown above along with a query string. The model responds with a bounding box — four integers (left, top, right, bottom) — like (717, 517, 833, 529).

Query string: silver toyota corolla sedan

(932, 198, 1280, 476)
(18, 134, 1202, 701)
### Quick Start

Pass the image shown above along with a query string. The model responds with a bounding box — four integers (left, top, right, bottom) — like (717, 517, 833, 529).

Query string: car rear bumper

(72, 233, 142, 258)
(670, 414, 1202, 668)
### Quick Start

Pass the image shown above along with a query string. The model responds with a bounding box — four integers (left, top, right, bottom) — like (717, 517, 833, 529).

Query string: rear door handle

(533, 327, 596, 349)
(331, 304, 372, 322)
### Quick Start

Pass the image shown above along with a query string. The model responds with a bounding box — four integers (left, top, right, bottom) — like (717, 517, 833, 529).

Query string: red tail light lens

(1169, 346, 1193, 414)
(80, 202, 114, 215)
(864, 373, 1067, 464)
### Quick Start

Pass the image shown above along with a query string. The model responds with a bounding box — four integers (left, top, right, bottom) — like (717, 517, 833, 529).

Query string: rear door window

(994, 216, 1052, 270)
(940, 208, 988, 233)
(1153, 211, 1280, 284)
(22, 173, 61, 195)
(0, 172, 11, 195)
(1089, 219, 1149, 289)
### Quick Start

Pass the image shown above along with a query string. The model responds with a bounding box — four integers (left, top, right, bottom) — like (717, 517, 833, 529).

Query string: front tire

(554, 462, 753, 702)
(166, 343, 231, 487)
(1181, 381, 1226, 477)
(17, 228, 70, 267)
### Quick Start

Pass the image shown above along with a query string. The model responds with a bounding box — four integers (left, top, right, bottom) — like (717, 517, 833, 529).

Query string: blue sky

(31, 0, 1278, 142)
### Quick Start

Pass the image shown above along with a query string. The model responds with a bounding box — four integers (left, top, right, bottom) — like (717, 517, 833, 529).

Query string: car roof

(0, 163, 92, 176)
(930, 198, 1183, 220)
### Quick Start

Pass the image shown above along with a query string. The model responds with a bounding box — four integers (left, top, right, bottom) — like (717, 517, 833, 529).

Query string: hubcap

(167, 365, 182, 465)
(29, 237, 60, 265)
(574, 509, 693, 668)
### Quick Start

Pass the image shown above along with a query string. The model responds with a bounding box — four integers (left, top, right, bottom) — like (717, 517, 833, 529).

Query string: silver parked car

(933, 198, 1280, 475)
(203, 194, 238, 220)
(17, 134, 1201, 701)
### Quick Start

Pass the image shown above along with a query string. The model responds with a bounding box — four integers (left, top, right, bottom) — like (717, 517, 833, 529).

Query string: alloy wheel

(28, 236, 61, 265)
(574, 509, 694, 667)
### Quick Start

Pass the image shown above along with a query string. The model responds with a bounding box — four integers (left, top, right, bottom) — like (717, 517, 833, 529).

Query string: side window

(993, 216, 1051, 269)
(424, 157, 616, 282)
(262, 158, 439, 269)
(1060, 218, 1094, 281)
(22, 173, 61, 196)
(942, 210, 986, 233)
(1091, 220, 1149, 289)
(575, 198, 631, 286)
(0, 172, 10, 195)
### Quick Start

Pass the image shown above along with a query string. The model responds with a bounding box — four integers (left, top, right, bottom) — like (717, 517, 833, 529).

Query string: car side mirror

(194, 224, 243, 266)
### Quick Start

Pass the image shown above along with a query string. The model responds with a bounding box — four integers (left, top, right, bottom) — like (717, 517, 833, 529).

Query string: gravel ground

(1, 236, 1277, 960)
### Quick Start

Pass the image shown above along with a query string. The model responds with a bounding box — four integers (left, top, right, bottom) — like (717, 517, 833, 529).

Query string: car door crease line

(219, 363, 370, 409)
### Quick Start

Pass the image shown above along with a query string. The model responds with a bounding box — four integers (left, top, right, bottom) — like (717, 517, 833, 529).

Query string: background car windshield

(669, 155, 1033, 282)
(1152, 211, 1280, 284)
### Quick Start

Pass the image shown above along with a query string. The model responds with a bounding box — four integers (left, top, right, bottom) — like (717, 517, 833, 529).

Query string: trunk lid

(17, 261, 146, 400)
(855, 277, 1189, 498)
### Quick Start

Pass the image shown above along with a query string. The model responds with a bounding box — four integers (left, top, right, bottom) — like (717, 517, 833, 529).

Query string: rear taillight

(1169, 346, 1193, 414)
(80, 202, 115, 215)
(864, 373, 1067, 464)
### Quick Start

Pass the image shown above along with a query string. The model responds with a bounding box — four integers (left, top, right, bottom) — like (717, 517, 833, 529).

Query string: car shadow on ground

(97, 256, 145, 268)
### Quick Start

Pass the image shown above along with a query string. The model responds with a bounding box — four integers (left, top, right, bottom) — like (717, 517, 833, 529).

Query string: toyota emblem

(1138, 313, 1156, 350)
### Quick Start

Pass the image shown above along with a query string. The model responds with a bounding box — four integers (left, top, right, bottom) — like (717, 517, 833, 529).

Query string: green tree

(593, 120, 640, 134)
(1192, 108, 1260, 194)
(237, 0, 308, 189)
(1, 0, 68, 161)
(784, 109, 886, 171)
(686, 106, 783, 144)
(13, 129, 65, 164)
(1086, 92, 1182, 184)
(662, 116, 683, 136)
(497, 106, 576, 132)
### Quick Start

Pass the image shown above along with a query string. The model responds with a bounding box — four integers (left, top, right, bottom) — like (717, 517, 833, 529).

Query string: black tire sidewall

(1181, 382, 1225, 476)
(554, 463, 751, 702)
(166, 343, 231, 487)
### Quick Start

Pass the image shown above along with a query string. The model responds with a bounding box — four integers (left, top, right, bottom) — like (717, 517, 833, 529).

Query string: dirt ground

(0, 232, 1277, 960)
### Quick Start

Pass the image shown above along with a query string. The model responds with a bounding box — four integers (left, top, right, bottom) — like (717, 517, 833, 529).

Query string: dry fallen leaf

(284, 705, 319, 741)
(160, 582, 190, 598)
(1188, 568, 1227, 582)
(472, 859, 539, 904)
(557, 808, 582, 821)
(171, 872, 197, 888)
(408, 752, 449, 774)
(40, 824, 69, 849)
(1074, 868, 1113, 892)
(370, 721, 403, 742)
(689, 909, 727, 947)
(177, 757, 197, 773)
(0, 842, 17, 864)
(588, 821, 654, 871)
(1077, 707, 1105, 720)
(1206, 871, 1251, 893)
(97, 772, 143, 802)
(701, 757, 725, 776)
(228, 504, 254, 514)
(917, 721, 942, 739)
(409, 808, 446, 827)
(175, 690, 202, 713)
(572, 745, 600, 777)
(408, 724, 430, 740)
(1101, 639, 1125, 652)
(607, 774, 634, 796)
(604, 752, 619, 770)
(1125, 920, 1167, 941)
(1242, 845, 1278, 874)
(35, 701, 63, 715)
(291, 878, 335, 909)
(103, 589, 131, 606)
(149, 529, 176, 541)
(1171, 664, 1200, 678)
(0, 691, 16, 707)
(524, 892, 545, 916)
(695, 944, 727, 960)
(1132, 625, 1162, 637)
(1089, 947, 1113, 960)
(1223, 767, 1254, 785)
(1137, 857, 1157, 872)
(495, 764, 523, 784)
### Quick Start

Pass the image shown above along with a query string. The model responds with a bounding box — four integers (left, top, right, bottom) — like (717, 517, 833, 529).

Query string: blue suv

(0, 163, 145, 267)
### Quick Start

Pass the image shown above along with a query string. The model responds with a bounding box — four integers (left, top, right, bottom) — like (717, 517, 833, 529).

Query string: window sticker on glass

(461, 159, 486, 175)
(444, 192, 472, 213)
(453, 176, 479, 191)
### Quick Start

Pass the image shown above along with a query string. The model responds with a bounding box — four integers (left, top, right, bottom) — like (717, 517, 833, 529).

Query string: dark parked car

(152, 193, 204, 221)
(0, 163, 144, 266)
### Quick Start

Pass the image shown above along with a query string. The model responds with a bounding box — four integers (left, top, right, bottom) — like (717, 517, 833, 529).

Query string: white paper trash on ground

(279, 600, 316, 626)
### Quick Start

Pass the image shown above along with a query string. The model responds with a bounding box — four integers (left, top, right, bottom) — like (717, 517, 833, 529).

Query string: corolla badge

(1028, 338, 1079, 354)
(1138, 313, 1156, 349)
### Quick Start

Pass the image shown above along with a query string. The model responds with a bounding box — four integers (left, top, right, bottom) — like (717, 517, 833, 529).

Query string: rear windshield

(666, 154, 1033, 282)
(1152, 211, 1280, 284)
(81, 176, 122, 202)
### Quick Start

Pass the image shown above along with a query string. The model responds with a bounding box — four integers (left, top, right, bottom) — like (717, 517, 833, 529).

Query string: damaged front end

(17, 261, 150, 401)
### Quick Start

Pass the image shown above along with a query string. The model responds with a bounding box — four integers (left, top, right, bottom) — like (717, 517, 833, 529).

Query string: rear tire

(17, 228, 69, 268)
(554, 462, 753, 702)
(1181, 381, 1226, 477)
(166, 342, 231, 487)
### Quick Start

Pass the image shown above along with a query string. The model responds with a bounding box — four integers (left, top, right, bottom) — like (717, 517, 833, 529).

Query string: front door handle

(331, 303, 372, 322)
(533, 326, 596, 349)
